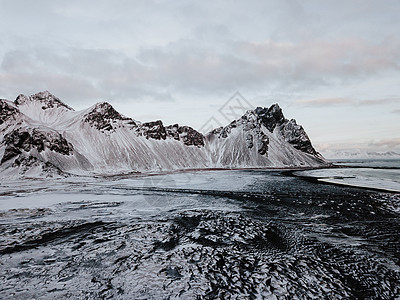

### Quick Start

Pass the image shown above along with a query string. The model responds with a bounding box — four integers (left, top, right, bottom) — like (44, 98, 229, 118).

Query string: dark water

(0, 170, 399, 299)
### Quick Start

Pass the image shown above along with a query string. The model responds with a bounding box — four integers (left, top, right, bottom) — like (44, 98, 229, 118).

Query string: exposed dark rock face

(1, 90, 325, 174)
(208, 110, 271, 155)
(207, 103, 319, 157)
(210, 126, 226, 138)
(82, 101, 203, 145)
(280, 119, 317, 156)
(255, 104, 286, 132)
(14, 91, 74, 111)
(11, 155, 66, 177)
(1, 129, 73, 164)
(245, 132, 253, 149)
(166, 124, 205, 146)
(139, 120, 167, 140)
(0, 100, 19, 125)
(136, 121, 205, 146)
(84, 102, 132, 132)
(210, 120, 238, 139)
(254, 104, 318, 156)
(256, 130, 269, 155)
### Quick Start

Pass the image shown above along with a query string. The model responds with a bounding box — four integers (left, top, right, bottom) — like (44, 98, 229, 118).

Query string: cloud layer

(1, 37, 400, 104)
(0, 0, 399, 151)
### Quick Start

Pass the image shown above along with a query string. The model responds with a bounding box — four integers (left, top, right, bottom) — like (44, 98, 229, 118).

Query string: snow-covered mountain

(0, 91, 327, 177)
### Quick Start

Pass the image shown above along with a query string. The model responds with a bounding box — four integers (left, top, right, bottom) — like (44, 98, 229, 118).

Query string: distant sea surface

(296, 159, 400, 194)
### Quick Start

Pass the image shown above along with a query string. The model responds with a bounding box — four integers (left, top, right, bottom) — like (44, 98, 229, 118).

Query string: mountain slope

(0, 91, 327, 177)
(205, 104, 325, 168)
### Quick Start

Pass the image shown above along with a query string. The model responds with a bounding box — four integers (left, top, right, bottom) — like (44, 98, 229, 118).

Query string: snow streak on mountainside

(0, 91, 327, 177)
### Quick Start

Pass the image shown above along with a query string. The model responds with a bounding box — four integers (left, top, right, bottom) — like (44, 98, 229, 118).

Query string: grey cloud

(0, 0, 399, 152)
(0, 47, 179, 104)
(1, 0, 400, 111)
(2, 34, 400, 106)
(138, 36, 400, 95)
(237, 38, 400, 81)
(296, 96, 400, 107)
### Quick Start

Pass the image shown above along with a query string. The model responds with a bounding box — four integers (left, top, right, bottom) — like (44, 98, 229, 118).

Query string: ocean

(0, 161, 399, 298)
(296, 159, 400, 194)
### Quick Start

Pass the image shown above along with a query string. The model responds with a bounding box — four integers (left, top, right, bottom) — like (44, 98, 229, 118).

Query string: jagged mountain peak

(32, 90, 55, 99)
(90, 101, 114, 111)
(210, 103, 286, 137)
(165, 124, 205, 146)
(84, 101, 133, 131)
(255, 103, 282, 114)
(14, 94, 29, 105)
(14, 91, 74, 111)
(86, 101, 131, 121)
(138, 120, 167, 140)
(254, 104, 318, 156)
(254, 104, 286, 132)
(0, 95, 327, 177)
(207, 102, 320, 158)
(136, 120, 205, 146)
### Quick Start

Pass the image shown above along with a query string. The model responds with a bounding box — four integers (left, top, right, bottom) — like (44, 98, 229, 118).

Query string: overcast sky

(1, 0, 399, 154)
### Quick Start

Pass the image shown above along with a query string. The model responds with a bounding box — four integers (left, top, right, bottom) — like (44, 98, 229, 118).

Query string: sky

(0, 0, 399, 155)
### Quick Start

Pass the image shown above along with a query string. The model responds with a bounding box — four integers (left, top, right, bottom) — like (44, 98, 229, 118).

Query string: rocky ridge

(14, 91, 74, 111)
(0, 91, 326, 177)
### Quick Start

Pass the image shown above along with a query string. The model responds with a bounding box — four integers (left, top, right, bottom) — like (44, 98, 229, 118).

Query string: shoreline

(2, 163, 399, 195)
(93, 164, 335, 180)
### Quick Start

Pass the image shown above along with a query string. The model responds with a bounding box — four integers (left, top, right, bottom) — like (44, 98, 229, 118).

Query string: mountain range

(0, 91, 327, 177)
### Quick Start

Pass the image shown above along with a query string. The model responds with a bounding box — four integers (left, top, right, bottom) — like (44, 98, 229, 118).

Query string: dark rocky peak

(84, 102, 133, 132)
(0, 99, 20, 125)
(14, 94, 30, 105)
(89, 102, 115, 114)
(211, 104, 286, 138)
(88, 102, 128, 119)
(165, 124, 205, 147)
(255, 105, 318, 156)
(255, 104, 286, 132)
(15, 91, 74, 111)
(139, 120, 167, 140)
